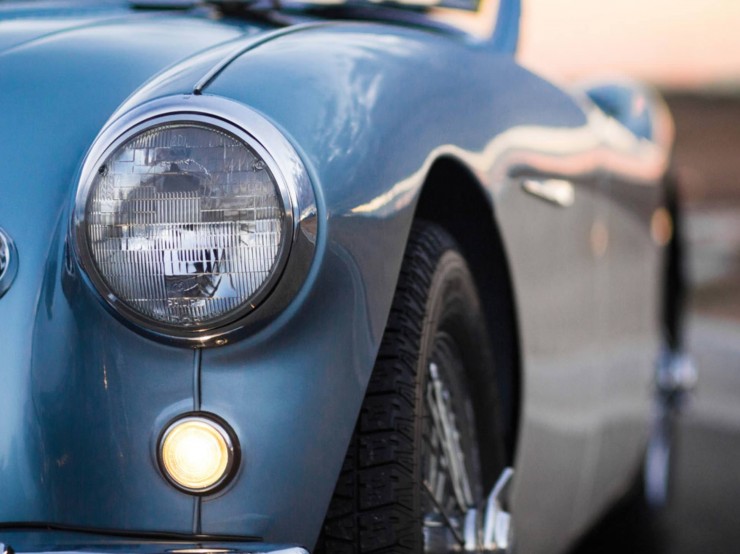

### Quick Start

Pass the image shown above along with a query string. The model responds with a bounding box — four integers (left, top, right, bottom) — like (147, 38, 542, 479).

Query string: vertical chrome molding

(192, 495, 202, 535)
(193, 348, 203, 412)
(193, 347, 203, 534)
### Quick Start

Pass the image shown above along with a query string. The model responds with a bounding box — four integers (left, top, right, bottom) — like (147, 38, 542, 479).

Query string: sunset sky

(518, 0, 740, 90)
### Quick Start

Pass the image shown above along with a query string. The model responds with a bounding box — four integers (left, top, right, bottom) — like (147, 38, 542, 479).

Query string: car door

(588, 168, 665, 515)
(495, 165, 611, 552)
(578, 84, 669, 520)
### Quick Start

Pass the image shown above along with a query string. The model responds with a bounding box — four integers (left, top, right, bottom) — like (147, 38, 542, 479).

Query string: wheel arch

(413, 156, 522, 466)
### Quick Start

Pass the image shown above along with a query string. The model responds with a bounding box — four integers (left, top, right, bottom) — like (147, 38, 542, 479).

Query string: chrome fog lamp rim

(157, 413, 240, 495)
(71, 95, 317, 347)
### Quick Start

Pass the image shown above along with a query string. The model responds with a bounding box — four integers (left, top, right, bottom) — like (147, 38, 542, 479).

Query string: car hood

(0, 0, 274, 287)
(0, 0, 257, 53)
(0, 1, 270, 226)
(0, 0, 273, 340)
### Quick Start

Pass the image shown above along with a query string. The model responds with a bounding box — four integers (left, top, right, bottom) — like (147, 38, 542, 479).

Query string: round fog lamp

(159, 416, 237, 494)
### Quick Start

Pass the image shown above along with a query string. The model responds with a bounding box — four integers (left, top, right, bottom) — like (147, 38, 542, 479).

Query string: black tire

(315, 221, 506, 554)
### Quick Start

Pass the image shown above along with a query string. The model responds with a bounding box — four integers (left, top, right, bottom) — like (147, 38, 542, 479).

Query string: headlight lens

(82, 122, 286, 328)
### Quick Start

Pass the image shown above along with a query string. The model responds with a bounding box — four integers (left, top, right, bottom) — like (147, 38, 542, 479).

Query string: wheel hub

(422, 361, 515, 554)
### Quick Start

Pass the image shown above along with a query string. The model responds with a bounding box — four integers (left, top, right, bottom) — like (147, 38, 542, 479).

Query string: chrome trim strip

(3, 546, 306, 554)
(0, 227, 18, 299)
(71, 95, 317, 347)
(520, 178, 575, 208)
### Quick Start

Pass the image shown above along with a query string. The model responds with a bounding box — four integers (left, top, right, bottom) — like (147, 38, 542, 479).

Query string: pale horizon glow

(519, 0, 740, 89)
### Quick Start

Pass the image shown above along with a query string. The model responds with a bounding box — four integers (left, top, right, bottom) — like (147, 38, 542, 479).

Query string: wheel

(315, 221, 508, 554)
(644, 170, 695, 509)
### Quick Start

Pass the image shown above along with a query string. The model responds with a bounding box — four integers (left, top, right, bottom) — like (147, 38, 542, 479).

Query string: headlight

(73, 97, 317, 345)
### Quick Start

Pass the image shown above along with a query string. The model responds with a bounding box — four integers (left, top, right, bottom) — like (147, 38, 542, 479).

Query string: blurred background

(518, 1, 740, 551)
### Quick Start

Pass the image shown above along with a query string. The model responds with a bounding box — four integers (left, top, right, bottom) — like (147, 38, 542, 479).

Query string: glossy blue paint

(193, 25, 592, 547)
(491, 0, 520, 53)
(0, 0, 668, 552)
(0, 2, 261, 533)
(0, 0, 576, 543)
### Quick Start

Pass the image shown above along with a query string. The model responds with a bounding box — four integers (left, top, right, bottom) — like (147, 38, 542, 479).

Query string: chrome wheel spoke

(427, 363, 475, 510)
(423, 360, 476, 553)
(423, 480, 466, 547)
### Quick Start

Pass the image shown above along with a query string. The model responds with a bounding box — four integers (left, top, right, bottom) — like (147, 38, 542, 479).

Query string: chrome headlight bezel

(0, 227, 18, 299)
(72, 95, 317, 347)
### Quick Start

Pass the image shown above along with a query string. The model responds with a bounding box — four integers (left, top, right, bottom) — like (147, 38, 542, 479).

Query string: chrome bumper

(0, 539, 308, 554)
(0, 543, 309, 554)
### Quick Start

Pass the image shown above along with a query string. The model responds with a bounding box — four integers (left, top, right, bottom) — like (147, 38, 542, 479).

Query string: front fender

(1, 15, 597, 551)
(190, 23, 589, 547)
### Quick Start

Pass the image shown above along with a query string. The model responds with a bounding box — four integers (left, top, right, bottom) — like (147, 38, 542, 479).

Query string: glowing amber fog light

(159, 416, 238, 494)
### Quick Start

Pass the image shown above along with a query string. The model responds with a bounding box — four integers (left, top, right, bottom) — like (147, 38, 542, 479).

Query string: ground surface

(572, 307, 740, 553)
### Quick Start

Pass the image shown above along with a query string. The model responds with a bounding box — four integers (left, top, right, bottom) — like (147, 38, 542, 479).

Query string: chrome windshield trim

(71, 95, 318, 348)
(211, 0, 480, 11)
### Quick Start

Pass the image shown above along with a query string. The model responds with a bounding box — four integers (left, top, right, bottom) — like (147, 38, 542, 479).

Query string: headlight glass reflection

(84, 123, 285, 327)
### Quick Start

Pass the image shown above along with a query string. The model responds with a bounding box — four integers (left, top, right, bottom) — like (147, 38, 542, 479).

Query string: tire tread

(315, 222, 471, 554)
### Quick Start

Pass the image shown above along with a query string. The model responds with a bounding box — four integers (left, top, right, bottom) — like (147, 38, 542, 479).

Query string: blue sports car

(0, 0, 694, 552)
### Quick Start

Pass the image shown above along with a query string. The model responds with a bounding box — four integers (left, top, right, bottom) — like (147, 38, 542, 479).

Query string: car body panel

(0, 6, 255, 533)
(0, 1, 669, 552)
(196, 24, 665, 550)
(198, 28, 568, 547)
